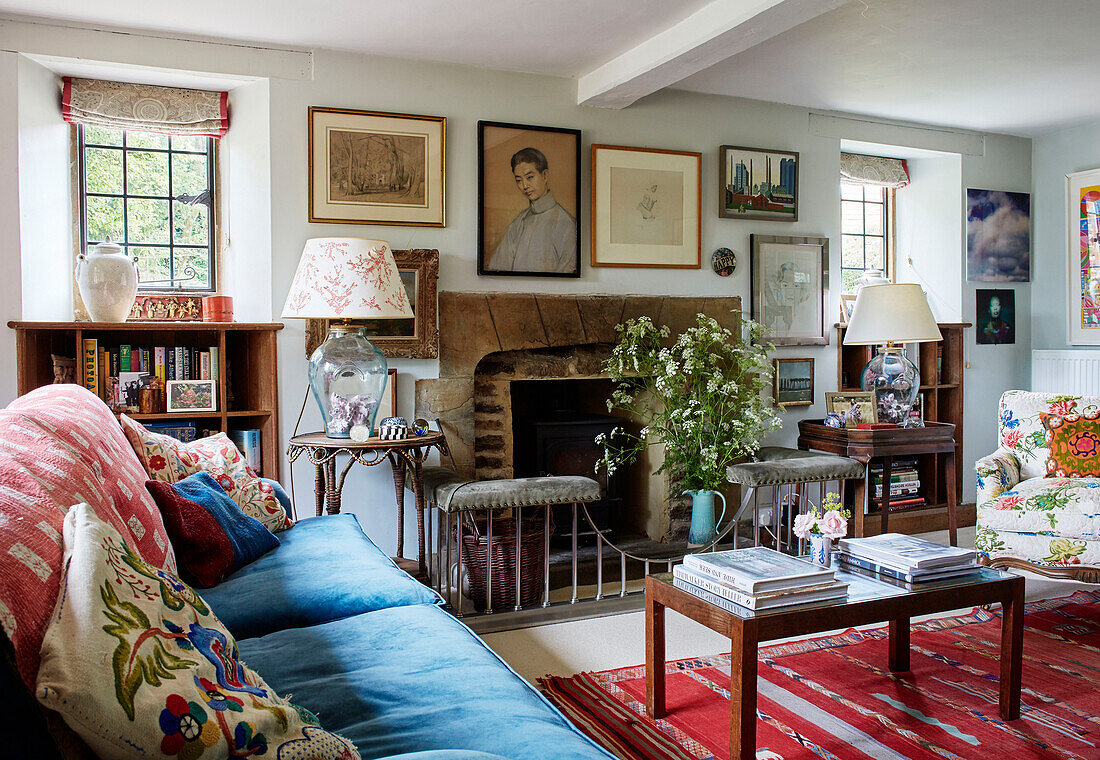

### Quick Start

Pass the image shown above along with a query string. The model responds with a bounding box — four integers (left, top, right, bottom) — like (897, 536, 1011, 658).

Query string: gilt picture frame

(308, 106, 446, 227)
(305, 249, 439, 359)
(590, 144, 701, 269)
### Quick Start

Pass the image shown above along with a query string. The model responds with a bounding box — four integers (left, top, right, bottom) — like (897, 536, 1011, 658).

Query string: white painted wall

(17, 54, 70, 320)
(0, 52, 22, 404)
(0, 36, 1033, 550)
(1031, 118, 1100, 352)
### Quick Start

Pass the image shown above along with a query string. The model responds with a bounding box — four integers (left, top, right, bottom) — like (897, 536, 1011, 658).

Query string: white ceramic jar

(76, 238, 139, 322)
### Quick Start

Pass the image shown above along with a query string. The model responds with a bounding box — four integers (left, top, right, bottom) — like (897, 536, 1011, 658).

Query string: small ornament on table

(823, 412, 845, 428)
(327, 393, 377, 437)
(792, 492, 851, 567)
(411, 418, 430, 436)
(378, 416, 408, 440)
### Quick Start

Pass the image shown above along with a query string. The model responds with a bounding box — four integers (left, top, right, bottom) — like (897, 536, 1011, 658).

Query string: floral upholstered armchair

(975, 390, 1100, 581)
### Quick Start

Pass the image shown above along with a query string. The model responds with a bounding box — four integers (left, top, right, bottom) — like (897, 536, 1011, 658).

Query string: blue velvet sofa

(201, 511, 616, 760)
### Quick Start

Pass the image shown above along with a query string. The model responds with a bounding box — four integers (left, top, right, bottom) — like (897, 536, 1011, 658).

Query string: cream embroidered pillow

(120, 415, 291, 533)
(36, 503, 357, 760)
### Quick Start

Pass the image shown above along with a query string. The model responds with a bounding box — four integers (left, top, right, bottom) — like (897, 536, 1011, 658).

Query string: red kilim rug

(538, 590, 1100, 760)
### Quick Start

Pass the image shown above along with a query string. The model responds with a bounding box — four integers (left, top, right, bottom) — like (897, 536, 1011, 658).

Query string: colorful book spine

(119, 345, 131, 372)
(154, 347, 166, 385)
(209, 347, 219, 383)
(183, 347, 192, 381)
(82, 339, 98, 395)
(200, 351, 210, 381)
(141, 348, 151, 374)
(98, 349, 108, 400)
(167, 348, 176, 381)
(836, 553, 971, 583)
(110, 348, 120, 379)
(229, 429, 262, 475)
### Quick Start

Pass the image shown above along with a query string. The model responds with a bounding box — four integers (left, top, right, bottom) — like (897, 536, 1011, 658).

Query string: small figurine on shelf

(378, 416, 409, 440)
(823, 411, 845, 428)
(51, 354, 76, 384)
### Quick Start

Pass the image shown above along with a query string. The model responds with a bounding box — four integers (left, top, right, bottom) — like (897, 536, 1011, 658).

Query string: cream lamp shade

(843, 283, 942, 345)
(281, 237, 413, 320)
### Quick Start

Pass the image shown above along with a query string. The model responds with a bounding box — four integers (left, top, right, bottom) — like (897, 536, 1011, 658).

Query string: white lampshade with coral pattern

(281, 237, 413, 320)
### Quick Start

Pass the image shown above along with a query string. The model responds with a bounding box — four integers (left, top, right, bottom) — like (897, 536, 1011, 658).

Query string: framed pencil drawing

(308, 106, 445, 227)
(750, 234, 829, 346)
(590, 144, 701, 269)
(478, 121, 581, 277)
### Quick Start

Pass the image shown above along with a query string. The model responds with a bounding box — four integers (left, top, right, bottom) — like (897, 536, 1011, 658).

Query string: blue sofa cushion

(202, 513, 441, 639)
(237, 604, 615, 760)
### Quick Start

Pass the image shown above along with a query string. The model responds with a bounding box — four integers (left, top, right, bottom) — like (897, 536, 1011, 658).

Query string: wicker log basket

(460, 513, 546, 611)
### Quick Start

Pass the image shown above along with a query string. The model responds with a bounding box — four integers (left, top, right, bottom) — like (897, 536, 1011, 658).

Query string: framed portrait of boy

(478, 121, 581, 277)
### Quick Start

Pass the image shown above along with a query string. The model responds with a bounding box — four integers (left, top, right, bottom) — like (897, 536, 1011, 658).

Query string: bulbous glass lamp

(281, 238, 414, 439)
(842, 283, 942, 427)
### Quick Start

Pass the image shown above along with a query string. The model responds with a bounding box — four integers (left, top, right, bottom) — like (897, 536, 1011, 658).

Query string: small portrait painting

(976, 288, 1016, 345)
(478, 121, 580, 277)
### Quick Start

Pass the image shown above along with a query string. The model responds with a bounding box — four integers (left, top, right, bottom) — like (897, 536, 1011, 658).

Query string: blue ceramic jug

(685, 489, 726, 547)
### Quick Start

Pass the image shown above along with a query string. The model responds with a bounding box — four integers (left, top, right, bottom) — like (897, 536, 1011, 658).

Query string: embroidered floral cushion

(120, 415, 291, 533)
(36, 503, 359, 760)
(1041, 411, 1100, 477)
(996, 390, 1100, 480)
(0, 385, 176, 688)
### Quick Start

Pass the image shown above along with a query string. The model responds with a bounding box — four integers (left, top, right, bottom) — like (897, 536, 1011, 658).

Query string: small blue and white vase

(809, 533, 833, 567)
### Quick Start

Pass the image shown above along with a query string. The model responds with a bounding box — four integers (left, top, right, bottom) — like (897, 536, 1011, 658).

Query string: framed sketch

(966, 188, 1030, 282)
(376, 368, 397, 424)
(308, 106, 445, 227)
(306, 249, 439, 359)
(590, 144, 701, 269)
(750, 234, 829, 346)
(1067, 168, 1100, 345)
(167, 380, 216, 413)
(719, 145, 798, 221)
(839, 294, 856, 324)
(825, 391, 877, 427)
(478, 121, 580, 277)
(773, 358, 814, 407)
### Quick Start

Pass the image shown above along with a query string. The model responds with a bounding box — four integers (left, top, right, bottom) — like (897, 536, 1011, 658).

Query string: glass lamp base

(861, 346, 919, 426)
(308, 324, 389, 439)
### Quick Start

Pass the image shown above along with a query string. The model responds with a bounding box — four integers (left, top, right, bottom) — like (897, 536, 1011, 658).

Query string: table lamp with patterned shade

(281, 238, 413, 439)
(842, 283, 942, 427)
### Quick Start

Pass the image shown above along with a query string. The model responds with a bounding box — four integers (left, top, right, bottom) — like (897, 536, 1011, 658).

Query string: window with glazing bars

(78, 124, 215, 291)
(840, 183, 893, 294)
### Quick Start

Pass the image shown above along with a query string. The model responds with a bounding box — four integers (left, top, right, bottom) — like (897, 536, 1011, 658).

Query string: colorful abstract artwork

(1067, 169, 1100, 344)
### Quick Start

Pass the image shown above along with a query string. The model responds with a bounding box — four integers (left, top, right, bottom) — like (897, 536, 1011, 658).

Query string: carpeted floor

(539, 590, 1100, 760)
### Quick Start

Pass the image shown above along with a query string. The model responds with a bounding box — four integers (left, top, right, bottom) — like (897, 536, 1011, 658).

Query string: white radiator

(1032, 350, 1100, 395)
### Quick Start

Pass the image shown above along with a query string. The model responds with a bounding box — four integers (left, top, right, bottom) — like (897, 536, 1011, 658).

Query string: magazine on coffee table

(838, 533, 975, 572)
(683, 546, 834, 593)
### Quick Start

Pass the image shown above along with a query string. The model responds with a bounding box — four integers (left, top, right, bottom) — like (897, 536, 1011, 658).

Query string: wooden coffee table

(645, 565, 1024, 760)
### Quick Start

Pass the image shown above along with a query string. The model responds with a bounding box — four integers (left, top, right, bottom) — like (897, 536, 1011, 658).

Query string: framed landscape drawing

(750, 234, 829, 346)
(773, 357, 814, 407)
(590, 144, 701, 269)
(478, 121, 581, 278)
(719, 145, 798, 221)
(308, 106, 445, 227)
(1067, 168, 1100, 344)
(306, 249, 439, 359)
(966, 188, 1030, 281)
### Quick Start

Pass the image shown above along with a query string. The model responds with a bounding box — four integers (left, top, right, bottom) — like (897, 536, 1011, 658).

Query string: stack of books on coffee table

(673, 547, 848, 612)
(837, 533, 980, 584)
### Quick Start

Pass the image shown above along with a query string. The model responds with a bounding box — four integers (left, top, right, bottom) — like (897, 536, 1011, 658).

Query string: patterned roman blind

(840, 152, 910, 188)
(61, 77, 229, 138)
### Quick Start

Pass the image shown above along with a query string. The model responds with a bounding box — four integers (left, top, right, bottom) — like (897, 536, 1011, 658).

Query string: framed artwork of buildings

(719, 145, 798, 222)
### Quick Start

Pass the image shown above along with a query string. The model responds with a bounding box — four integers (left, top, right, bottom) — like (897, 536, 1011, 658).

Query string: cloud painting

(966, 189, 1031, 282)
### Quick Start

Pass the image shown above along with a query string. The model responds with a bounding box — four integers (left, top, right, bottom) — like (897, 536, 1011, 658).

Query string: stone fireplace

(416, 292, 741, 542)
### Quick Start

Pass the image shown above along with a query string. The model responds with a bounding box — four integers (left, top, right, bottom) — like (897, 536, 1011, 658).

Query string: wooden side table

(287, 431, 450, 579)
(796, 420, 958, 545)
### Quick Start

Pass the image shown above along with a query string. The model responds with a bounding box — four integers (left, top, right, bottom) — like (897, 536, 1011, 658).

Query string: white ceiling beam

(578, 0, 847, 109)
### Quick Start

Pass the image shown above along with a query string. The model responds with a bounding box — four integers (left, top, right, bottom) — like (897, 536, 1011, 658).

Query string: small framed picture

(975, 288, 1015, 345)
(478, 121, 581, 277)
(825, 391, 877, 427)
(590, 144, 701, 269)
(773, 358, 814, 407)
(839, 294, 857, 324)
(166, 380, 216, 413)
(719, 145, 798, 221)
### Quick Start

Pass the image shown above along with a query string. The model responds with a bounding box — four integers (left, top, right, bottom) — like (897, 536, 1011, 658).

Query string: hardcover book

(682, 546, 833, 593)
(672, 565, 847, 610)
(838, 533, 975, 572)
(836, 553, 980, 584)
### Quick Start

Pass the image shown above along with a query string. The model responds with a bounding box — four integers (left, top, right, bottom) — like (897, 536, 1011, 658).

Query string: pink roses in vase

(793, 493, 852, 567)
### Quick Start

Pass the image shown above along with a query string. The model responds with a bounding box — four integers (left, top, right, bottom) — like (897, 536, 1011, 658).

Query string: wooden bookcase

(8, 321, 283, 479)
(835, 322, 972, 535)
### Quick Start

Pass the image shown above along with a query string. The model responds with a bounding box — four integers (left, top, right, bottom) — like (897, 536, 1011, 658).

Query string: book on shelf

(838, 533, 975, 572)
(672, 565, 847, 610)
(200, 351, 211, 381)
(75, 341, 223, 413)
(82, 339, 98, 396)
(229, 429, 262, 476)
(682, 546, 834, 594)
(145, 422, 197, 443)
(836, 553, 980, 584)
(874, 481, 921, 497)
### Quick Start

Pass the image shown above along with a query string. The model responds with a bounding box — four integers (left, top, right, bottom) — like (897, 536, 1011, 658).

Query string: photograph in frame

(591, 144, 701, 269)
(166, 380, 216, 413)
(309, 107, 445, 227)
(750, 235, 829, 346)
(719, 145, 798, 222)
(825, 391, 878, 427)
(773, 358, 814, 407)
(478, 121, 580, 277)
